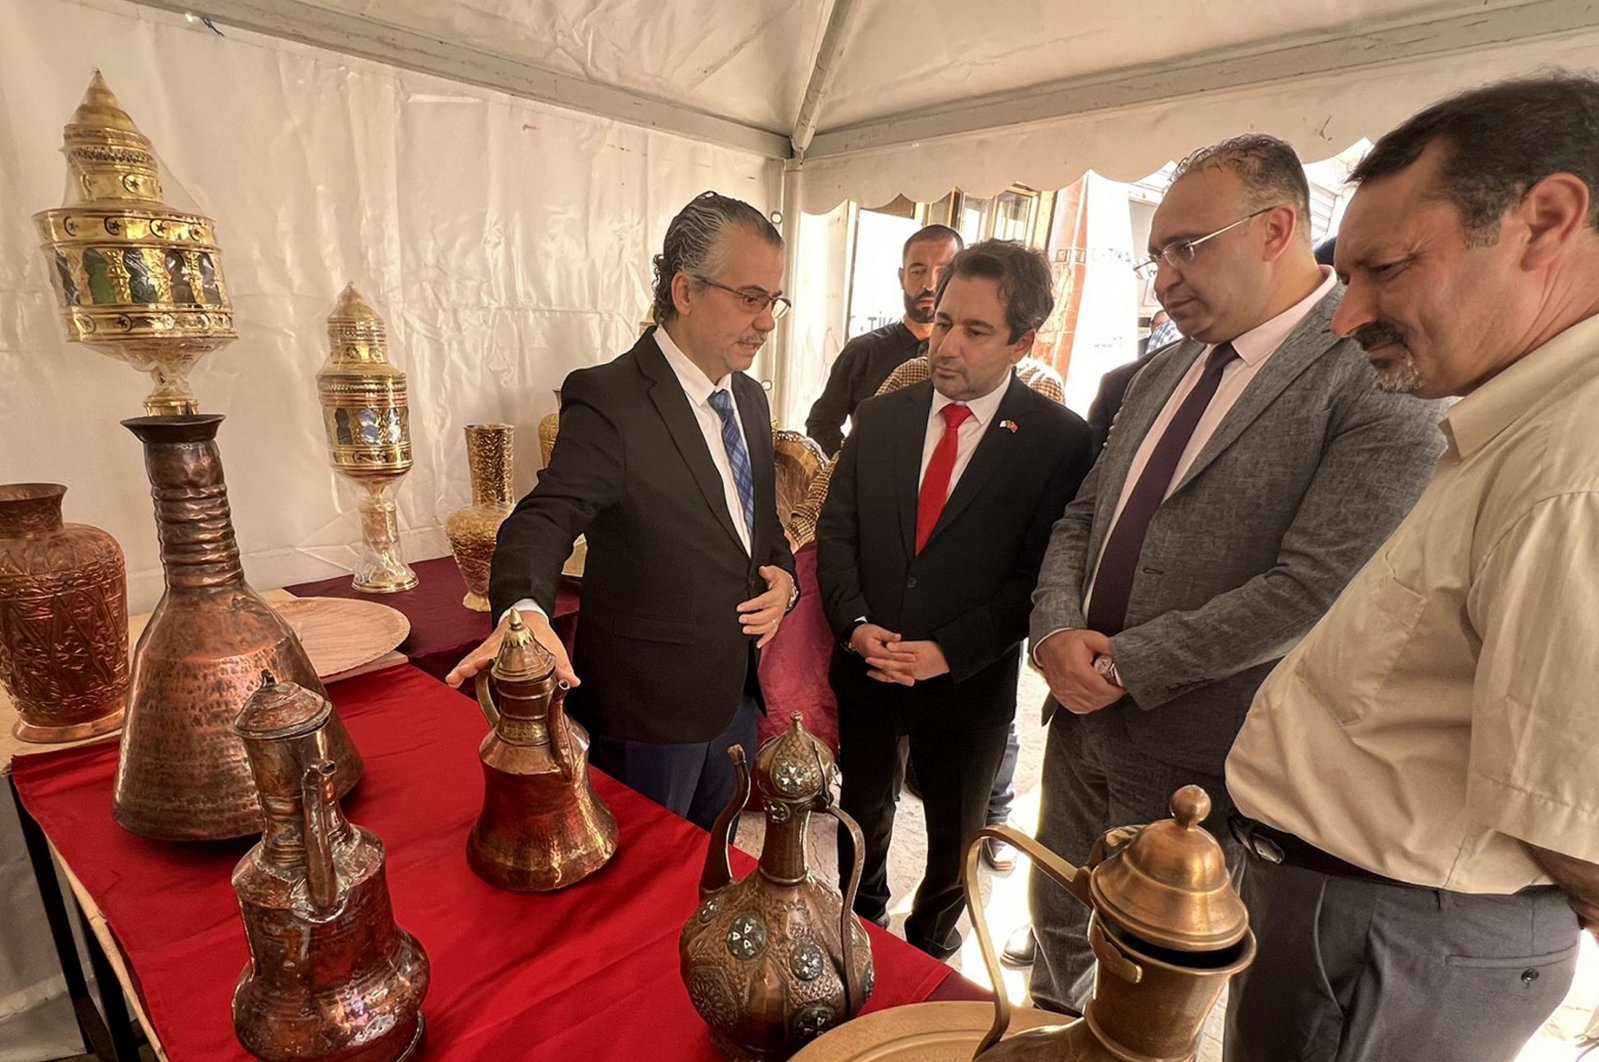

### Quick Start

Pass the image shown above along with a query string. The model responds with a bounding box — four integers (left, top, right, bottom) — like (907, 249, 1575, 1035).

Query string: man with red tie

(816, 241, 1094, 960)
(1023, 135, 1445, 1012)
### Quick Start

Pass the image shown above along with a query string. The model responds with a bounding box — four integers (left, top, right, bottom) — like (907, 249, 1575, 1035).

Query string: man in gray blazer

(1023, 135, 1445, 1013)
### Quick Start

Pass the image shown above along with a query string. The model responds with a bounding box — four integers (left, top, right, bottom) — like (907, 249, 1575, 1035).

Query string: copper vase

(114, 414, 363, 841)
(445, 424, 515, 612)
(468, 609, 617, 890)
(232, 675, 429, 1062)
(681, 715, 873, 1060)
(0, 483, 128, 742)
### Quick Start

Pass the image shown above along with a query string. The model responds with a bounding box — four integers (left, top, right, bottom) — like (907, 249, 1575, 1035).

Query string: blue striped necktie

(708, 388, 756, 539)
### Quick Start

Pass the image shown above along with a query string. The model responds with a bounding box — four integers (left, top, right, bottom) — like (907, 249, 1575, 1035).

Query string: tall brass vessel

(316, 285, 418, 594)
(232, 675, 429, 1062)
(115, 415, 362, 841)
(468, 609, 617, 890)
(681, 715, 873, 1060)
(445, 423, 515, 612)
(34, 72, 236, 415)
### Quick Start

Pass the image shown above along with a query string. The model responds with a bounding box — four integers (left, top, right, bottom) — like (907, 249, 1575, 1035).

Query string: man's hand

(445, 609, 579, 689)
(1034, 628, 1123, 714)
(865, 638, 949, 686)
(738, 565, 794, 649)
(1530, 844, 1599, 936)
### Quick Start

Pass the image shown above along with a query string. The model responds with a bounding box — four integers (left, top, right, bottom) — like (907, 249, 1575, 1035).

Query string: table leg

(76, 904, 143, 1061)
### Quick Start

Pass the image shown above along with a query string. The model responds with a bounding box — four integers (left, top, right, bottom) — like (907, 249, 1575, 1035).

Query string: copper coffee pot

(680, 715, 874, 1060)
(231, 674, 429, 1062)
(467, 609, 617, 891)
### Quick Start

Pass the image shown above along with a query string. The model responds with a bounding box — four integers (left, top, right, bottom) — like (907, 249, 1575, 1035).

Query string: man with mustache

(1023, 135, 1444, 1008)
(447, 192, 797, 830)
(805, 224, 964, 457)
(1226, 75, 1599, 1062)
(816, 240, 1094, 959)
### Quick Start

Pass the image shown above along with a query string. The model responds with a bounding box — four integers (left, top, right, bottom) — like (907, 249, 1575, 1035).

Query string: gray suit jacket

(1029, 286, 1445, 774)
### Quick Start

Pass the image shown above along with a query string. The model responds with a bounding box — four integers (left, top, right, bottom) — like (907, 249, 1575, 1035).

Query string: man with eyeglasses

(1019, 135, 1445, 1012)
(447, 191, 798, 831)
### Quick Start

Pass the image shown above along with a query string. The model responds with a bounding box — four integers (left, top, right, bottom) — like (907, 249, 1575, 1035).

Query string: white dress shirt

(920, 373, 1011, 500)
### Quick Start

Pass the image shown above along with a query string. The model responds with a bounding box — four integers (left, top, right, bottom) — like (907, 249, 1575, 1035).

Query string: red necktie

(916, 403, 973, 553)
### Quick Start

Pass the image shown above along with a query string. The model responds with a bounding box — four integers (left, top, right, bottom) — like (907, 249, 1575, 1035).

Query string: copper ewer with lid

(231, 674, 429, 1062)
(467, 609, 617, 891)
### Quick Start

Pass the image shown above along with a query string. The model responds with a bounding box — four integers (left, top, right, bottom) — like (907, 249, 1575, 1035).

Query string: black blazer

(489, 330, 796, 743)
(816, 376, 1094, 733)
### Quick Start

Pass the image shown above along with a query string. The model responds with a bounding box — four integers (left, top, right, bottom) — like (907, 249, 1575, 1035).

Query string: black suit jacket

(1087, 357, 1147, 454)
(816, 376, 1094, 733)
(489, 330, 796, 743)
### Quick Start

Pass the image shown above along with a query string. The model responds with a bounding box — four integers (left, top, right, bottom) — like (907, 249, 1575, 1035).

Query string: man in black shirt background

(805, 224, 963, 455)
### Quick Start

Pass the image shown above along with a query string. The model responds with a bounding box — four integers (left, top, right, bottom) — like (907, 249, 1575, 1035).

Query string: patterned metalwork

(791, 942, 825, 982)
(725, 914, 768, 960)
(793, 1004, 837, 1043)
(445, 424, 515, 611)
(687, 966, 740, 1030)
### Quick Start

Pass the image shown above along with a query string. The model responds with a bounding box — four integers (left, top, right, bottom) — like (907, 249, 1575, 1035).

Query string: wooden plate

(791, 1001, 1066, 1061)
(274, 597, 410, 679)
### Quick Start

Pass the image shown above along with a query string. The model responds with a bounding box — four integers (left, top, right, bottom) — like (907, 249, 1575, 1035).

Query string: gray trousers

(1028, 703, 1238, 1014)
(1225, 855, 1580, 1062)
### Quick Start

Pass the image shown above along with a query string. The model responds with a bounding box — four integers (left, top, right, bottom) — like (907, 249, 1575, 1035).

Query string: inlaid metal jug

(468, 608, 617, 891)
(680, 714, 874, 1060)
(231, 674, 429, 1062)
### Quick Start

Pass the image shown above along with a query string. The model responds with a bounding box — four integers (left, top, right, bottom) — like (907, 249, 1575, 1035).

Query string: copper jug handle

(474, 670, 500, 728)
(698, 746, 749, 897)
(964, 825, 1094, 1058)
(823, 803, 869, 1018)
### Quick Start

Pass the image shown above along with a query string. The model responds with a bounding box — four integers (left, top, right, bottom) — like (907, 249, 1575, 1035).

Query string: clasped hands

(849, 623, 949, 686)
(1033, 628, 1124, 715)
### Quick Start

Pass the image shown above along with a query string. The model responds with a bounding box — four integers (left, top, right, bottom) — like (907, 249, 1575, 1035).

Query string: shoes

(860, 910, 890, 930)
(981, 835, 1017, 872)
(1000, 925, 1036, 968)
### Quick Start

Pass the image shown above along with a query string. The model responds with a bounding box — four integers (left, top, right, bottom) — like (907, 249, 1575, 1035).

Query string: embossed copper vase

(114, 415, 363, 840)
(468, 609, 617, 890)
(445, 424, 515, 612)
(232, 675, 429, 1062)
(681, 715, 873, 1060)
(0, 484, 128, 742)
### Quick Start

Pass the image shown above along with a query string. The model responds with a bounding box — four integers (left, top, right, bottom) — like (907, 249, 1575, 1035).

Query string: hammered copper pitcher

(468, 608, 617, 890)
(680, 715, 874, 1060)
(114, 414, 362, 840)
(232, 675, 429, 1062)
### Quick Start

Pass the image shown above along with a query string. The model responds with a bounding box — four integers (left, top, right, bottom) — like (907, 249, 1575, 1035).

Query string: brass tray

(792, 1001, 1065, 1061)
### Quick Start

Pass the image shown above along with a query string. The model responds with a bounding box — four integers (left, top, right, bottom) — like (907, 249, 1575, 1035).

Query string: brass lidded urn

(34, 71, 236, 415)
(232, 674, 429, 1062)
(468, 609, 617, 890)
(681, 715, 873, 1060)
(115, 414, 363, 841)
(445, 423, 515, 612)
(316, 284, 418, 594)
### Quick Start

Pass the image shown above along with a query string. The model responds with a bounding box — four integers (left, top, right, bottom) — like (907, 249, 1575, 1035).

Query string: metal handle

(698, 746, 749, 897)
(301, 759, 340, 916)
(824, 804, 869, 1018)
(546, 682, 575, 781)
(474, 669, 499, 727)
(964, 825, 1094, 1057)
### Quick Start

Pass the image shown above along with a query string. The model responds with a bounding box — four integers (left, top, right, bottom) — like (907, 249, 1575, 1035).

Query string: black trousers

(837, 691, 1010, 958)
(589, 695, 758, 831)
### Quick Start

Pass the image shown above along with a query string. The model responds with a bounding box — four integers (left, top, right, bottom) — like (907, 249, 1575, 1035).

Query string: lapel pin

(999, 419, 1019, 433)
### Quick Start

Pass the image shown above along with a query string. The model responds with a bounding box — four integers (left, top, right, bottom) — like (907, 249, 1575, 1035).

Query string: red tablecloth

(283, 556, 580, 683)
(11, 664, 962, 1060)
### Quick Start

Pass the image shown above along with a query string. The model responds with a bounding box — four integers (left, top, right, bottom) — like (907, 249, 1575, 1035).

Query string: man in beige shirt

(1226, 75, 1599, 1062)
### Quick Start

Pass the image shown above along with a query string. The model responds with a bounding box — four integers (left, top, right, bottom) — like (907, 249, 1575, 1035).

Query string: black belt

(1228, 812, 1423, 889)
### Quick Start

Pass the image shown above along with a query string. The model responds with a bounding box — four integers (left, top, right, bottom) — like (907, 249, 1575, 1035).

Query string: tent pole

(773, 160, 805, 427)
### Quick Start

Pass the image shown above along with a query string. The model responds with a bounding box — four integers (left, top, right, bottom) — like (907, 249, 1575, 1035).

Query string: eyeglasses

(693, 276, 792, 319)
(1132, 207, 1273, 280)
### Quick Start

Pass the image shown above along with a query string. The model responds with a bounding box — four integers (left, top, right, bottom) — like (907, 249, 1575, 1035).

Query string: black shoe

(859, 910, 890, 930)
(1000, 925, 1036, 968)
(981, 835, 1017, 873)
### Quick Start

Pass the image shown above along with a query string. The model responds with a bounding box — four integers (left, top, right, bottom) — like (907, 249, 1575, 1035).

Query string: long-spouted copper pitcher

(681, 714, 874, 1060)
(232, 675, 429, 1061)
(114, 415, 362, 840)
(467, 608, 617, 890)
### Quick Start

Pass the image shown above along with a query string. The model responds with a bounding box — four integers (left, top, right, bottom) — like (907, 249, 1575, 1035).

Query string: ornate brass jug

(680, 715, 873, 1060)
(444, 423, 515, 612)
(468, 609, 617, 890)
(232, 675, 429, 1062)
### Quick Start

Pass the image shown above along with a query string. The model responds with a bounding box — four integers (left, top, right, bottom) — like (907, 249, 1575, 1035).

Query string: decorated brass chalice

(792, 785, 1255, 1062)
(316, 284, 419, 593)
(445, 423, 516, 612)
(468, 609, 617, 891)
(34, 71, 236, 415)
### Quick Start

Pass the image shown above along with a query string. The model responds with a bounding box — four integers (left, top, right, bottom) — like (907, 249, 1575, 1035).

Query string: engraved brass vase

(33, 72, 236, 415)
(681, 714, 873, 1060)
(468, 609, 617, 890)
(0, 483, 128, 742)
(232, 675, 429, 1062)
(445, 424, 515, 612)
(114, 414, 363, 841)
(316, 285, 417, 594)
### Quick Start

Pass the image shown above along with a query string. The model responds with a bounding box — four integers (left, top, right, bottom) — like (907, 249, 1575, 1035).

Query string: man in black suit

(817, 241, 1095, 959)
(448, 192, 798, 830)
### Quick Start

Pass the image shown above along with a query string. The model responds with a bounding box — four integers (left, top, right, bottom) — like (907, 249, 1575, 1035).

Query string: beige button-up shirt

(1228, 312, 1599, 893)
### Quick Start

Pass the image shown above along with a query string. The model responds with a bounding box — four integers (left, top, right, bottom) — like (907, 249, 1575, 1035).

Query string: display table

(283, 556, 580, 683)
(11, 663, 974, 1060)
